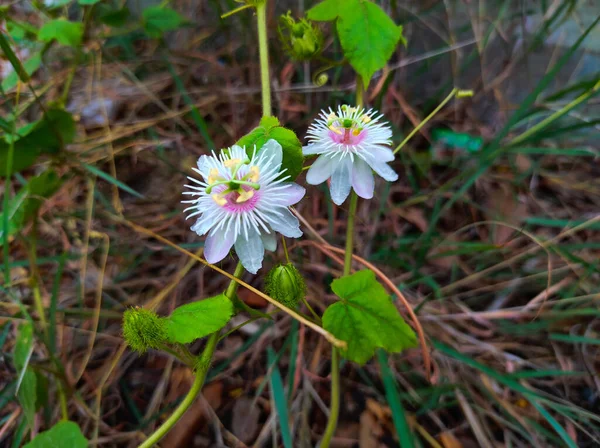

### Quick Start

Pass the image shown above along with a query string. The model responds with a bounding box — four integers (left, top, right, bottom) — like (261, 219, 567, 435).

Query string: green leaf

(78, 0, 101, 4)
(18, 370, 37, 429)
(0, 169, 63, 245)
(0, 109, 75, 175)
(322, 270, 417, 365)
(14, 322, 33, 371)
(14, 322, 36, 429)
(38, 19, 83, 47)
(165, 294, 234, 344)
(1, 52, 42, 92)
(308, 0, 406, 87)
(235, 116, 304, 181)
(307, 0, 343, 21)
(24, 421, 88, 448)
(142, 7, 187, 38)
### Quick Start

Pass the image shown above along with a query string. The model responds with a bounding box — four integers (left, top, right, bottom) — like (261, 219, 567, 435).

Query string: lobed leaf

(322, 270, 417, 365)
(308, 0, 406, 87)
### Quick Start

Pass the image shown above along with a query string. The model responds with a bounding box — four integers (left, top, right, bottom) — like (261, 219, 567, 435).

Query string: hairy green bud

(122, 308, 167, 354)
(264, 263, 306, 309)
(278, 12, 323, 62)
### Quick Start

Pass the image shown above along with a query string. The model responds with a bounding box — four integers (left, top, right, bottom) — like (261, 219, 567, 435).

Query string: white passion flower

(303, 105, 398, 205)
(183, 140, 305, 274)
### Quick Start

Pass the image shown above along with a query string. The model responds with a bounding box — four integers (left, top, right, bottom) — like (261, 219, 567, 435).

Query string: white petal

(260, 139, 283, 171)
(191, 214, 217, 236)
(366, 145, 395, 162)
(263, 209, 302, 238)
(260, 231, 277, 252)
(229, 145, 248, 160)
(367, 160, 399, 182)
(269, 183, 305, 206)
(234, 231, 265, 274)
(302, 143, 328, 156)
(204, 226, 235, 264)
(306, 155, 335, 185)
(352, 157, 374, 200)
(330, 158, 352, 205)
(196, 155, 211, 178)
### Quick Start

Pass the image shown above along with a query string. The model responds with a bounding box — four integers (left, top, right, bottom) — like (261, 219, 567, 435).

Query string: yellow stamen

(346, 106, 357, 114)
(327, 112, 337, 121)
(224, 158, 241, 168)
(236, 189, 255, 203)
(211, 193, 227, 206)
(329, 125, 343, 135)
(248, 166, 260, 183)
(208, 168, 221, 184)
(361, 115, 372, 124)
(352, 128, 361, 136)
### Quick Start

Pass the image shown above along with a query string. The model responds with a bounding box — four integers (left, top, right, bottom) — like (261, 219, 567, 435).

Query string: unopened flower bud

(265, 263, 306, 309)
(278, 12, 323, 61)
(122, 307, 167, 354)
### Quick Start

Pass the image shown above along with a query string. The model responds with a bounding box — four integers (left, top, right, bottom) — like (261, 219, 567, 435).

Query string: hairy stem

(139, 264, 244, 447)
(256, 0, 272, 117)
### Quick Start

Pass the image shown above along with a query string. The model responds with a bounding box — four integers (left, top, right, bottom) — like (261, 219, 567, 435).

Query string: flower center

(327, 106, 371, 147)
(206, 158, 261, 207)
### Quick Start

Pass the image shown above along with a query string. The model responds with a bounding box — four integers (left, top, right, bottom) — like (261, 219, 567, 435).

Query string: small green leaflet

(14, 322, 36, 429)
(236, 116, 304, 181)
(1, 52, 42, 92)
(142, 7, 187, 38)
(0, 108, 75, 175)
(0, 169, 62, 245)
(165, 294, 234, 344)
(322, 270, 417, 365)
(308, 0, 406, 87)
(38, 19, 83, 47)
(24, 421, 88, 448)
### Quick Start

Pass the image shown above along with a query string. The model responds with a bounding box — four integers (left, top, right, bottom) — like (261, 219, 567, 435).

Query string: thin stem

(301, 296, 321, 323)
(281, 236, 290, 263)
(343, 192, 359, 276)
(227, 262, 271, 319)
(139, 264, 245, 447)
(320, 348, 340, 448)
(221, 3, 253, 19)
(356, 77, 364, 108)
(138, 332, 219, 448)
(256, 0, 272, 117)
(393, 87, 458, 155)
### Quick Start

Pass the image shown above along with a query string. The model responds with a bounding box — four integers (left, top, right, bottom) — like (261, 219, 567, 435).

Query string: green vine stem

(138, 332, 219, 448)
(321, 80, 364, 448)
(256, 0, 272, 117)
(138, 264, 244, 447)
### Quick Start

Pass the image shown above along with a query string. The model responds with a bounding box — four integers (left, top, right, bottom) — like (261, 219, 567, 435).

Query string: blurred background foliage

(1, 0, 599, 447)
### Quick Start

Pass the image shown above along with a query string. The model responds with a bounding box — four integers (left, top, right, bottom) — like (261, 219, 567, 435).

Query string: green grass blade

(166, 61, 215, 149)
(81, 163, 144, 199)
(377, 350, 415, 447)
(434, 341, 577, 446)
(267, 347, 293, 448)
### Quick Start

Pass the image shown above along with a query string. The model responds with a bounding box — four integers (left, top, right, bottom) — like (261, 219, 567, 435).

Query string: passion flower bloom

(303, 105, 398, 205)
(183, 140, 305, 274)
